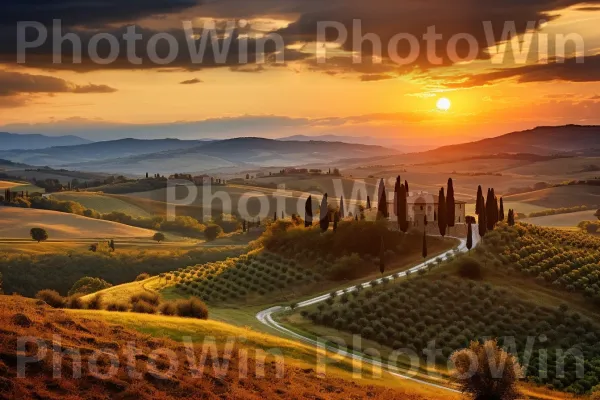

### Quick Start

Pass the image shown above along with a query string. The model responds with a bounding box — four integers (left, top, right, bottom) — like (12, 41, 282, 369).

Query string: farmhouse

(386, 191, 467, 228)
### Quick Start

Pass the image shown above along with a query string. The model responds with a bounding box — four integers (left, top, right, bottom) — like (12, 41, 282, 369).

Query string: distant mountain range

(430, 125, 600, 158)
(0, 125, 598, 175)
(0, 136, 398, 175)
(278, 135, 434, 153)
(0, 132, 91, 150)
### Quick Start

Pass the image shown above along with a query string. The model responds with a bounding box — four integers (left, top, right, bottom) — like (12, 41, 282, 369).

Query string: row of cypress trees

(475, 185, 508, 238)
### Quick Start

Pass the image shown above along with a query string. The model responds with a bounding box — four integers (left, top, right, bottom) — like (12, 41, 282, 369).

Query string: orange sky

(1, 3, 599, 144)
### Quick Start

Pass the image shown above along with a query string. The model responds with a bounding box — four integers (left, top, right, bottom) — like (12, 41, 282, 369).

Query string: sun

(436, 97, 451, 111)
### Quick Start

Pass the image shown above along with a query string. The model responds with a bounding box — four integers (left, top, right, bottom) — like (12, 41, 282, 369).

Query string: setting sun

(437, 97, 451, 111)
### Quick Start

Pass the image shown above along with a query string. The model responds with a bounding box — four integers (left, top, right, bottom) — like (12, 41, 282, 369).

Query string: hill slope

(0, 295, 451, 400)
(0, 207, 156, 239)
(0, 132, 91, 150)
(0, 138, 205, 166)
(61, 137, 398, 174)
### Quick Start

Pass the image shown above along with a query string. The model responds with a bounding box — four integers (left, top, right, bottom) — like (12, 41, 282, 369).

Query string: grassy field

(520, 209, 598, 228)
(0, 179, 44, 193)
(504, 185, 600, 209)
(0, 207, 157, 239)
(50, 191, 152, 218)
(1, 295, 454, 400)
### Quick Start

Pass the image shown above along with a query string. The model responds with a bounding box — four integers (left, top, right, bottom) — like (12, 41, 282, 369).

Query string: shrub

(135, 273, 151, 281)
(106, 302, 128, 312)
(68, 277, 112, 296)
(132, 300, 158, 314)
(175, 297, 209, 319)
(456, 257, 484, 280)
(159, 302, 177, 316)
(65, 295, 85, 309)
(451, 339, 521, 400)
(130, 292, 160, 306)
(86, 294, 104, 310)
(204, 225, 222, 242)
(153, 232, 166, 243)
(36, 289, 65, 308)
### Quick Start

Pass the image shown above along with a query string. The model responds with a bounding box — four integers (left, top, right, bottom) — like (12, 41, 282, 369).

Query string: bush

(456, 257, 484, 280)
(132, 300, 158, 314)
(68, 277, 112, 296)
(65, 295, 84, 309)
(175, 297, 209, 319)
(451, 340, 521, 400)
(106, 302, 128, 312)
(159, 302, 177, 316)
(130, 292, 160, 306)
(135, 273, 150, 281)
(36, 289, 65, 308)
(204, 225, 222, 242)
(86, 294, 104, 310)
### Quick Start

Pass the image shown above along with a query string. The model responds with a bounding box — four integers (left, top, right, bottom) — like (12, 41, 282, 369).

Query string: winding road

(256, 229, 481, 393)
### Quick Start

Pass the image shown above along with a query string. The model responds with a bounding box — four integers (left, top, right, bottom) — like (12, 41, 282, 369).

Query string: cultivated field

(504, 185, 600, 209)
(0, 180, 44, 193)
(51, 191, 152, 218)
(520, 210, 597, 228)
(0, 207, 157, 239)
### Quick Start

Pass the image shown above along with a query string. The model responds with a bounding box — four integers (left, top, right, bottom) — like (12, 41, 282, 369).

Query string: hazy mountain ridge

(0, 132, 92, 151)
(57, 137, 398, 175)
(0, 138, 208, 166)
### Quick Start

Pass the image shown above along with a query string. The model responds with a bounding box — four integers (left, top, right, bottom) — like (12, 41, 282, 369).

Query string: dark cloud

(0, 0, 597, 73)
(0, 71, 117, 96)
(444, 55, 600, 88)
(179, 78, 203, 84)
(0, 24, 308, 72)
(0, 0, 200, 28)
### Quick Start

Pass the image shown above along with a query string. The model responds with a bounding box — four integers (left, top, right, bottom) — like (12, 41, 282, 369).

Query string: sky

(1, 0, 600, 146)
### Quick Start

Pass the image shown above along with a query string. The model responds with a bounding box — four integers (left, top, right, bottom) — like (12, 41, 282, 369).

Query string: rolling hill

(503, 184, 600, 209)
(0, 132, 91, 150)
(0, 138, 206, 166)
(0, 295, 452, 400)
(0, 207, 156, 239)
(60, 137, 398, 174)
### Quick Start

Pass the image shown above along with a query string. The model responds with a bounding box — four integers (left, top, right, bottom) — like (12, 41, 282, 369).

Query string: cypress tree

(366, 196, 371, 210)
(466, 222, 473, 253)
(398, 184, 408, 232)
(305, 196, 313, 227)
(319, 193, 329, 232)
(377, 182, 388, 219)
(274, 212, 277, 221)
(243, 220, 246, 232)
(476, 185, 483, 215)
(377, 178, 385, 201)
(438, 187, 447, 237)
(379, 236, 385, 276)
(479, 205, 487, 239)
(499, 197, 505, 221)
(422, 230, 428, 259)
(109, 239, 115, 252)
(405, 180, 409, 194)
(446, 178, 455, 229)
(282, 211, 284, 219)
(394, 176, 401, 217)
(333, 211, 339, 232)
(340, 195, 345, 218)
(486, 189, 495, 231)
(508, 209, 515, 226)
(355, 214, 358, 221)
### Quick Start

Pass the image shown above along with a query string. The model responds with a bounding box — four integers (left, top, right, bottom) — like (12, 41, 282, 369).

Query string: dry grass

(0, 294, 454, 399)
(51, 192, 153, 218)
(504, 185, 600, 209)
(520, 210, 597, 228)
(0, 207, 157, 239)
